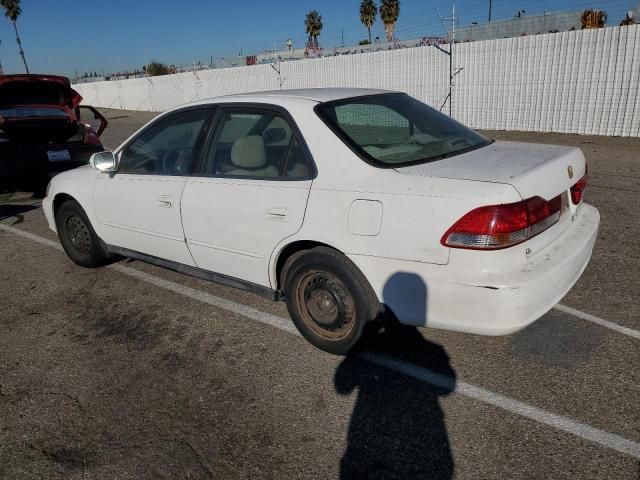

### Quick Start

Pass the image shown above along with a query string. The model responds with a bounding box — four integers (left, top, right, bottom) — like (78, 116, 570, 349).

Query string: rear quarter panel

(269, 103, 522, 286)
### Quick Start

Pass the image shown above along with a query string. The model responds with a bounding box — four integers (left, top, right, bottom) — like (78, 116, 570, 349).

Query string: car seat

(227, 135, 278, 177)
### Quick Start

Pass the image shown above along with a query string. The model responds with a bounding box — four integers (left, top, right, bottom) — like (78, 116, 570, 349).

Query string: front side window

(200, 108, 311, 179)
(316, 93, 491, 167)
(119, 109, 209, 176)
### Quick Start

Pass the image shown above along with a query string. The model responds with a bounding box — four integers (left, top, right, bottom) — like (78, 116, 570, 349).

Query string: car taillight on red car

(441, 195, 562, 250)
(570, 166, 588, 204)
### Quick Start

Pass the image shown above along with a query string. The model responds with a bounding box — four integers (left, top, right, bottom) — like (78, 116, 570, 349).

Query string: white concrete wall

(74, 25, 640, 137)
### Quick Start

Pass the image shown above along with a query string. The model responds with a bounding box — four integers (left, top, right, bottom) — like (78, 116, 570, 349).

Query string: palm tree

(379, 0, 400, 42)
(359, 0, 377, 44)
(1, 0, 28, 73)
(304, 10, 323, 48)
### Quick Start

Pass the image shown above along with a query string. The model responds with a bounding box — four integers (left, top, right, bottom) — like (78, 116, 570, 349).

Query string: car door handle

(266, 207, 289, 220)
(156, 195, 173, 208)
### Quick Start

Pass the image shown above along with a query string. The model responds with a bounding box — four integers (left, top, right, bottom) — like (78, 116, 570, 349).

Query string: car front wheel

(55, 199, 109, 268)
(283, 247, 380, 354)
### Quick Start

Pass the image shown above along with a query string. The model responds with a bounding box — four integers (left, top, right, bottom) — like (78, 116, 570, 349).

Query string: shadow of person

(334, 272, 456, 479)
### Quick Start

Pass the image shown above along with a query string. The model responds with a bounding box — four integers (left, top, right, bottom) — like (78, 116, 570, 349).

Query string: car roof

(184, 88, 394, 108)
(222, 88, 392, 102)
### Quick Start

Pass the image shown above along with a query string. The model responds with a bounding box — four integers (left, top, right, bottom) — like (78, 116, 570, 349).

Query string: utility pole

(269, 56, 285, 89)
(0, 40, 3, 75)
(489, 0, 492, 22)
(435, 4, 456, 117)
(451, 3, 455, 117)
(269, 40, 286, 88)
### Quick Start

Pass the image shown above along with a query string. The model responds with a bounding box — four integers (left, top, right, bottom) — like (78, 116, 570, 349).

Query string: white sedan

(43, 88, 599, 354)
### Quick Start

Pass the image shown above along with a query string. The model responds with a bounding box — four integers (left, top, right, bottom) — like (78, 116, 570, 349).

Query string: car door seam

(266, 178, 315, 289)
(178, 178, 198, 265)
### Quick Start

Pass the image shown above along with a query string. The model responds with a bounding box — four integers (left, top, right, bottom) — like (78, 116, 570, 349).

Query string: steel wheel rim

(65, 215, 92, 255)
(296, 270, 356, 340)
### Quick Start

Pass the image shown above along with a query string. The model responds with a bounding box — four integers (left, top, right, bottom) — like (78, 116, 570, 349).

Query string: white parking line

(554, 304, 640, 340)
(363, 353, 640, 460)
(1, 223, 639, 460)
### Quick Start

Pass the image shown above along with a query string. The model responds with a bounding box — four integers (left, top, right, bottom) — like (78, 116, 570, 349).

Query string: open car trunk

(0, 74, 83, 144)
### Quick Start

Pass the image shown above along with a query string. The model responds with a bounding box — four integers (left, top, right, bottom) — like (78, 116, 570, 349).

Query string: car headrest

(231, 135, 266, 169)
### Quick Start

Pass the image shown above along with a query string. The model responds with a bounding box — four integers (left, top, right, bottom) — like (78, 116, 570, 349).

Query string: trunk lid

(395, 140, 587, 202)
(0, 74, 83, 143)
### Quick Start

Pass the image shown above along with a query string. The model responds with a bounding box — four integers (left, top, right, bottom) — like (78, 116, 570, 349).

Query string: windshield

(315, 93, 491, 167)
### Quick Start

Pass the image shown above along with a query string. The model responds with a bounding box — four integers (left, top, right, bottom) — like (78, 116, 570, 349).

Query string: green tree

(359, 0, 377, 45)
(304, 10, 323, 47)
(145, 60, 170, 76)
(1, 0, 28, 73)
(379, 0, 400, 42)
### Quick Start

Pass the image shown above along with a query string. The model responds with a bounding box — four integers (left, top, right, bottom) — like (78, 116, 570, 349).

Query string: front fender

(46, 167, 101, 236)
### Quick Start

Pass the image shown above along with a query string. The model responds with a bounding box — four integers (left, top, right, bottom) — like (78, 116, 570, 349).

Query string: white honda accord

(43, 88, 599, 353)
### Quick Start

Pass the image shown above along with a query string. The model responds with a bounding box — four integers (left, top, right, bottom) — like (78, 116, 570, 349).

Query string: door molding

(107, 245, 282, 301)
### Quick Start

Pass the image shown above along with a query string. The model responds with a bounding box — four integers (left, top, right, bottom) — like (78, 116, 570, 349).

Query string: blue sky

(0, 0, 631, 77)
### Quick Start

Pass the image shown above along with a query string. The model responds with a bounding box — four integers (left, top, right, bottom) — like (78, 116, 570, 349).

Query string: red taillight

(441, 195, 562, 250)
(570, 166, 588, 204)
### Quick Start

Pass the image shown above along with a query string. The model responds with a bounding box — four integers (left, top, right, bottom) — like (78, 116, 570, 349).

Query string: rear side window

(119, 109, 209, 176)
(316, 93, 490, 167)
(200, 108, 312, 180)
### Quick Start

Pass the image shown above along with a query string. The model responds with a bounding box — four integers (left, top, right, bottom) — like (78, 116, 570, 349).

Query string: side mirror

(90, 151, 117, 172)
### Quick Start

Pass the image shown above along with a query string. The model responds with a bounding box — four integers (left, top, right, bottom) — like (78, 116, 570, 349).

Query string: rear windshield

(0, 107, 69, 118)
(315, 93, 491, 167)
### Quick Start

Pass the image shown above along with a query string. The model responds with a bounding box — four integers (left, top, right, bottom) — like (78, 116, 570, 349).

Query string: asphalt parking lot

(1, 109, 639, 479)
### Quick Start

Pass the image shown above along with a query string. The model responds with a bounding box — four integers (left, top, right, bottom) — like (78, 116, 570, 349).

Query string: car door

(76, 105, 108, 136)
(180, 105, 315, 286)
(93, 107, 212, 266)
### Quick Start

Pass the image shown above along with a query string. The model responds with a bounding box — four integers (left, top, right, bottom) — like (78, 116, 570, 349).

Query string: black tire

(55, 200, 109, 268)
(283, 247, 380, 355)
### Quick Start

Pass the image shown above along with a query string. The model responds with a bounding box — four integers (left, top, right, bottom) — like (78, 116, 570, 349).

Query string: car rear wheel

(55, 200, 109, 268)
(283, 247, 380, 354)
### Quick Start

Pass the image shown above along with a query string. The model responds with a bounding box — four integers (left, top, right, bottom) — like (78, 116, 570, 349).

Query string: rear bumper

(348, 203, 600, 335)
(0, 143, 101, 188)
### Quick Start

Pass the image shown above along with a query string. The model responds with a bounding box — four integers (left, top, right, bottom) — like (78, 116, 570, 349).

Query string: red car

(0, 74, 107, 194)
